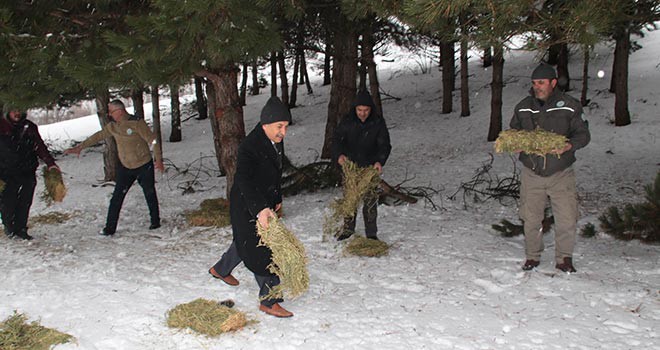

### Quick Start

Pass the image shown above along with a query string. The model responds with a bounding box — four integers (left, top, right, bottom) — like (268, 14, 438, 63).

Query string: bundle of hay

(0, 312, 73, 350)
(257, 216, 309, 300)
(185, 198, 230, 227)
(323, 160, 381, 239)
(344, 236, 389, 257)
(495, 128, 568, 160)
(166, 298, 248, 336)
(41, 166, 66, 205)
(0, 179, 5, 193)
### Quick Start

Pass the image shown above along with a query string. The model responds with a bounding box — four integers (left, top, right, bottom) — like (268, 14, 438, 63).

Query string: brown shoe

(555, 257, 576, 273)
(208, 267, 239, 286)
(259, 303, 293, 318)
(522, 259, 540, 271)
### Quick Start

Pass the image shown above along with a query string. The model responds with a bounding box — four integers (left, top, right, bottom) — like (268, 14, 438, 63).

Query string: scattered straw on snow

(30, 211, 75, 226)
(185, 198, 231, 227)
(257, 216, 309, 300)
(166, 298, 249, 336)
(0, 312, 73, 350)
(344, 236, 390, 257)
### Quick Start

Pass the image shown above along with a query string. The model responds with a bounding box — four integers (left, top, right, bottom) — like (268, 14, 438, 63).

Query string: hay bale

(41, 167, 66, 205)
(344, 236, 390, 257)
(323, 160, 381, 239)
(166, 298, 248, 336)
(0, 312, 73, 350)
(257, 216, 309, 300)
(494, 128, 568, 160)
(30, 211, 74, 226)
(185, 198, 231, 227)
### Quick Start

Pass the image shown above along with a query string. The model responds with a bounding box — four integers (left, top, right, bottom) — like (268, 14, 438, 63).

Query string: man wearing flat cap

(510, 63, 590, 273)
(208, 96, 294, 318)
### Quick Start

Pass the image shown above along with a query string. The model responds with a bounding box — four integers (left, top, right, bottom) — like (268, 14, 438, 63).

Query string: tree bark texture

(203, 80, 225, 176)
(323, 40, 332, 86)
(362, 25, 383, 117)
(290, 52, 300, 108)
(440, 41, 454, 114)
(169, 84, 182, 142)
(251, 61, 260, 96)
(131, 87, 144, 119)
(239, 62, 248, 106)
(460, 38, 470, 117)
(488, 46, 504, 142)
(151, 86, 163, 164)
(482, 46, 492, 68)
(321, 18, 357, 159)
(270, 52, 277, 97)
(94, 89, 118, 181)
(194, 77, 208, 120)
(557, 43, 570, 91)
(613, 28, 631, 126)
(580, 47, 589, 107)
(301, 53, 313, 94)
(278, 51, 289, 107)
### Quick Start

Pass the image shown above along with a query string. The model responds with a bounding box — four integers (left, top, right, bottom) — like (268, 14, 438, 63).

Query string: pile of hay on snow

(495, 128, 568, 159)
(30, 211, 75, 226)
(323, 160, 381, 239)
(185, 198, 231, 227)
(41, 167, 66, 205)
(166, 298, 248, 336)
(0, 312, 73, 350)
(344, 236, 389, 257)
(257, 216, 309, 300)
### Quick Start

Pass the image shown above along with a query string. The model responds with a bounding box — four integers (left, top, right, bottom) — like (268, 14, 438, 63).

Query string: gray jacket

(510, 89, 590, 177)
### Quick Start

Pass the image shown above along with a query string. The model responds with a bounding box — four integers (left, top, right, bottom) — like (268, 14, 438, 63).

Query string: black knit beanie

(354, 90, 375, 108)
(260, 96, 292, 125)
(531, 64, 557, 80)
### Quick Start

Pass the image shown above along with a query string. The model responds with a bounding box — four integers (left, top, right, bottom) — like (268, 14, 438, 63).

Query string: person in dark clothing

(510, 64, 590, 273)
(0, 108, 60, 240)
(209, 96, 294, 318)
(64, 100, 164, 236)
(331, 90, 392, 241)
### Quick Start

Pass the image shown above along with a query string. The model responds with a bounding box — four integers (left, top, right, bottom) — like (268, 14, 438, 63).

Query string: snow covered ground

(1, 29, 659, 350)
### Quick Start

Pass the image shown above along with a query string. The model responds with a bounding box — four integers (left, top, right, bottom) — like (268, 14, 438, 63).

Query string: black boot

(13, 229, 33, 241)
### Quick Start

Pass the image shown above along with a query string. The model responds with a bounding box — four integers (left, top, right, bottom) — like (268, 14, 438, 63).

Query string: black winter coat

(230, 124, 284, 276)
(0, 116, 55, 180)
(331, 110, 391, 168)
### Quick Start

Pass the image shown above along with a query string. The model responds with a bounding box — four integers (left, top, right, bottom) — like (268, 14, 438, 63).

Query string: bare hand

(275, 202, 282, 216)
(154, 160, 165, 173)
(551, 143, 572, 155)
(373, 162, 383, 174)
(48, 164, 60, 172)
(64, 145, 82, 157)
(338, 154, 347, 166)
(257, 208, 276, 229)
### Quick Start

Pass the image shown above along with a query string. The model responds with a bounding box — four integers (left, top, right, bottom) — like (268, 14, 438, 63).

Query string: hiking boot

(209, 267, 239, 286)
(556, 257, 576, 273)
(522, 259, 540, 271)
(149, 222, 161, 230)
(366, 234, 379, 241)
(337, 230, 354, 241)
(13, 230, 33, 241)
(259, 303, 293, 318)
(99, 228, 115, 236)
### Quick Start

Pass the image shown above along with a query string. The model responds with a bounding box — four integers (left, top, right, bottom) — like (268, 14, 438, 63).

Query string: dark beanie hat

(531, 64, 557, 80)
(260, 96, 292, 125)
(354, 89, 375, 108)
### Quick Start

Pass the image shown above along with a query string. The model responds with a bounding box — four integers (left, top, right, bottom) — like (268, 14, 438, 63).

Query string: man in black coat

(332, 90, 392, 241)
(0, 108, 60, 240)
(208, 96, 293, 318)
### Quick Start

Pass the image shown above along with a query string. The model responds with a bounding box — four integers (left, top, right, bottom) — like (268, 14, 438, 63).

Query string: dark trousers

(0, 173, 37, 235)
(344, 192, 378, 238)
(211, 241, 283, 307)
(105, 160, 160, 232)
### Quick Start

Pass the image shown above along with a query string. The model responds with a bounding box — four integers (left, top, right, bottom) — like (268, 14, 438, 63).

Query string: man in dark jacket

(332, 90, 392, 241)
(209, 96, 293, 318)
(0, 108, 59, 240)
(510, 64, 590, 273)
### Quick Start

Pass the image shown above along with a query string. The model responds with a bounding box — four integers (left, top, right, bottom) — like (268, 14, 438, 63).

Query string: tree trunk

(488, 46, 504, 142)
(251, 61, 260, 96)
(278, 51, 289, 106)
(362, 25, 383, 117)
(482, 46, 492, 68)
(151, 86, 163, 163)
(204, 79, 225, 176)
(298, 54, 306, 85)
(440, 41, 454, 114)
(200, 66, 246, 198)
(270, 52, 277, 97)
(194, 77, 208, 120)
(557, 43, 570, 91)
(547, 43, 560, 65)
(321, 17, 357, 159)
(94, 89, 118, 182)
(301, 53, 313, 94)
(613, 28, 631, 126)
(169, 84, 182, 142)
(460, 37, 470, 117)
(290, 52, 300, 108)
(323, 40, 332, 86)
(131, 87, 144, 119)
(239, 62, 248, 106)
(580, 46, 589, 107)
(358, 49, 368, 91)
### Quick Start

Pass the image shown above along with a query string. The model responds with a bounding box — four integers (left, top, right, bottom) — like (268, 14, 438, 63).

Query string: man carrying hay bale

(0, 108, 60, 240)
(208, 97, 294, 318)
(64, 100, 164, 236)
(509, 64, 590, 273)
(332, 90, 391, 241)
